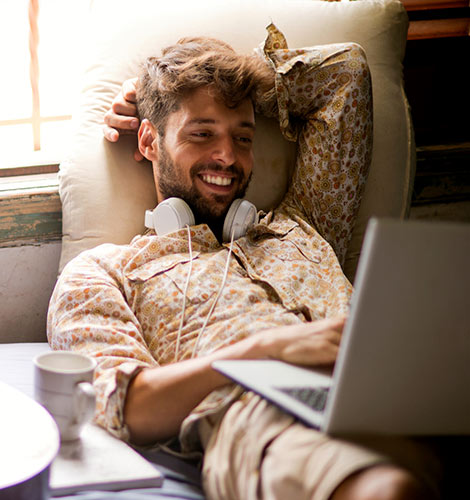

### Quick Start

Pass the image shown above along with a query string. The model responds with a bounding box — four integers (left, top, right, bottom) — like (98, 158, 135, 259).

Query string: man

(49, 26, 441, 499)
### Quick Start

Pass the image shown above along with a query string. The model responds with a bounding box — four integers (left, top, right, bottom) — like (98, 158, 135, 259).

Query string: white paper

(49, 423, 163, 496)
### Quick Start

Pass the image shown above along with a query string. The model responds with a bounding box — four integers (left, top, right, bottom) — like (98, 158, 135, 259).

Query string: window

(0, 0, 90, 174)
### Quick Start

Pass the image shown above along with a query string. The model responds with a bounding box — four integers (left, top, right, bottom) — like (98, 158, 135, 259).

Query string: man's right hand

(255, 317, 344, 367)
(103, 77, 143, 161)
(124, 316, 344, 444)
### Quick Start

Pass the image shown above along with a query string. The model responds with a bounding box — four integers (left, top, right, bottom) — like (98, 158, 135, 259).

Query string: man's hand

(256, 317, 345, 366)
(125, 317, 345, 444)
(103, 77, 143, 161)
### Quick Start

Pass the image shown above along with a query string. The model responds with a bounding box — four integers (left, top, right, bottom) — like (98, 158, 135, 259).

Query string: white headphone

(145, 197, 258, 242)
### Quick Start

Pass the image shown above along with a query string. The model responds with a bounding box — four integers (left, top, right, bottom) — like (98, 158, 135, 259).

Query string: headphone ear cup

(145, 197, 195, 235)
(222, 199, 258, 242)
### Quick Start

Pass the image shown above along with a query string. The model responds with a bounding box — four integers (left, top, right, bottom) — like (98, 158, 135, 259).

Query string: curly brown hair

(136, 36, 275, 135)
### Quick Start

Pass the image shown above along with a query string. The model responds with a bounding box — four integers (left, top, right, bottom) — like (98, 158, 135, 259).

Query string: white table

(0, 380, 59, 499)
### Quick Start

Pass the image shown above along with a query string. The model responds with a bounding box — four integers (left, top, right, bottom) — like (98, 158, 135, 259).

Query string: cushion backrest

(59, 0, 411, 280)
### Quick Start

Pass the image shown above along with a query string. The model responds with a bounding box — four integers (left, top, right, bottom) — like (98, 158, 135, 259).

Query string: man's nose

(210, 136, 236, 166)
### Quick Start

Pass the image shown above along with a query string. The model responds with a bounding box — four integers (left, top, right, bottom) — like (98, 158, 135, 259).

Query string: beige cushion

(59, 0, 412, 280)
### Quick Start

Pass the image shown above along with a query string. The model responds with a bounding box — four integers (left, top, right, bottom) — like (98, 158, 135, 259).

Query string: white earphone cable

(191, 229, 235, 358)
(174, 225, 194, 361)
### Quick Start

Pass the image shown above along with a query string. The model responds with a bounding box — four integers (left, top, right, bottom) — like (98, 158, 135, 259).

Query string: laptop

(213, 218, 470, 436)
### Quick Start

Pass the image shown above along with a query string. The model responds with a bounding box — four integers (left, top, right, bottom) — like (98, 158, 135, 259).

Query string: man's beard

(156, 141, 252, 236)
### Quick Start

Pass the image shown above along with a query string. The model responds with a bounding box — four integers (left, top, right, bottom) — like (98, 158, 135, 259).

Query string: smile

(200, 174, 233, 187)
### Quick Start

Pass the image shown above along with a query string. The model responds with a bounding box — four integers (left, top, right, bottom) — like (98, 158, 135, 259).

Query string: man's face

(150, 86, 255, 225)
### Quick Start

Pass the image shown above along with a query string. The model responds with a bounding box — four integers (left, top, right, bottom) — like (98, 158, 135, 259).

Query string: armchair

(58, 0, 412, 281)
(1, 1, 421, 498)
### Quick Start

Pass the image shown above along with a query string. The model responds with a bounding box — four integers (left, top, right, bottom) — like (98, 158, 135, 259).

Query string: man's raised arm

(258, 24, 373, 265)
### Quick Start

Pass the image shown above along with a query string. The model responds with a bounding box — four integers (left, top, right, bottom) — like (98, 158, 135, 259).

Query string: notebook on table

(49, 423, 163, 496)
(213, 218, 470, 436)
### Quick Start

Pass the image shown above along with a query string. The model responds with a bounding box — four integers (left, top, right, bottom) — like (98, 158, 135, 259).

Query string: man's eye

(236, 136, 252, 144)
(192, 132, 211, 138)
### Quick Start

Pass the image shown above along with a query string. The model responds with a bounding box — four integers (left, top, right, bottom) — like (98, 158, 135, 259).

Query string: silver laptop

(213, 218, 470, 436)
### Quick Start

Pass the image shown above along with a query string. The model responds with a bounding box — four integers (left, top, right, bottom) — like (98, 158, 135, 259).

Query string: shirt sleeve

(47, 244, 158, 441)
(256, 24, 373, 266)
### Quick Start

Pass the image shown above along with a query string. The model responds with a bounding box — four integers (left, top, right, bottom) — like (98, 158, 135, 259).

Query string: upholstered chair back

(58, 0, 412, 280)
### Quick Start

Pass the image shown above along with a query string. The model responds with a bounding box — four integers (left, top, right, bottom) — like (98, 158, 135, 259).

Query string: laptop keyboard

(278, 386, 330, 412)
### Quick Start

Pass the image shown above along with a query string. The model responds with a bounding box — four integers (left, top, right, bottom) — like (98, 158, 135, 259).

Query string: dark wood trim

(412, 143, 470, 206)
(408, 17, 470, 38)
(402, 0, 469, 11)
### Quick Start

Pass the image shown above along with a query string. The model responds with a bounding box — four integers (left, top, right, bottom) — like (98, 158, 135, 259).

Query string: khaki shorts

(199, 392, 442, 500)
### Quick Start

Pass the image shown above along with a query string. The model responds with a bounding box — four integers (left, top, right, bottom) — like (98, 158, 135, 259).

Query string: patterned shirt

(47, 25, 372, 449)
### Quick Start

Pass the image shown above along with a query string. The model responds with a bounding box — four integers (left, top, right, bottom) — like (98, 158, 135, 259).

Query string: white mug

(34, 351, 96, 441)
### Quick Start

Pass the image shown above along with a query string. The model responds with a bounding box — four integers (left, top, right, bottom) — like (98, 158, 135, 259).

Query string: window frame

(0, 0, 89, 172)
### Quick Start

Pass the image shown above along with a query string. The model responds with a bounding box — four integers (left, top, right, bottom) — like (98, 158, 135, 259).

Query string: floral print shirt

(47, 25, 372, 449)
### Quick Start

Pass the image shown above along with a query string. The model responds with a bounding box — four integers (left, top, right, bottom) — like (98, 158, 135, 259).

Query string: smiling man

(134, 37, 267, 240)
(48, 28, 443, 500)
(138, 87, 255, 239)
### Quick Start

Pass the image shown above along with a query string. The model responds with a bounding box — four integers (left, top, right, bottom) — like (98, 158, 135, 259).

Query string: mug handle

(73, 382, 96, 425)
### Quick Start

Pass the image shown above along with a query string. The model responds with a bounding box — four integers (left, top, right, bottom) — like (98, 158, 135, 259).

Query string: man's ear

(137, 119, 159, 161)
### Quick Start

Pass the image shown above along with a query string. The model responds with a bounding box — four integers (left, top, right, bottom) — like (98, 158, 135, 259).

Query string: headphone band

(145, 197, 258, 241)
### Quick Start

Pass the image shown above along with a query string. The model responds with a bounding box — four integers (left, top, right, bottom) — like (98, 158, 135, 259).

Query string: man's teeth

(201, 174, 232, 186)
